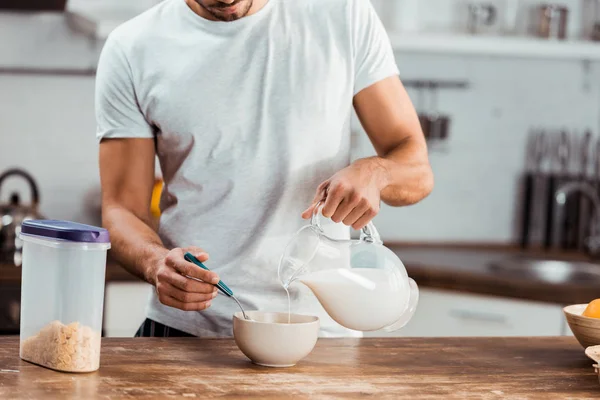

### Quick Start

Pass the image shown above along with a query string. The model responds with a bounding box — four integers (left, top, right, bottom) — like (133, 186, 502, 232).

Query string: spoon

(183, 253, 251, 320)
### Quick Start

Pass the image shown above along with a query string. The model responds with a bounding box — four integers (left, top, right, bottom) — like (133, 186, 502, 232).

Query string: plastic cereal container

(19, 220, 110, 373)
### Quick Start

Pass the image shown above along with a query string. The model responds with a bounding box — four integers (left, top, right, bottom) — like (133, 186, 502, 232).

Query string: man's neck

(184, 0, 269, 22)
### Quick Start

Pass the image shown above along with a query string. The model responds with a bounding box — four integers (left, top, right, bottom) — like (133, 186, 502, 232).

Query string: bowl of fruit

(564, 300, 600, 348)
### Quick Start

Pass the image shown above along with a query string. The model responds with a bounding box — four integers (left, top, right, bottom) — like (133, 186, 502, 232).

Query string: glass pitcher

(278, 206, 419, 332)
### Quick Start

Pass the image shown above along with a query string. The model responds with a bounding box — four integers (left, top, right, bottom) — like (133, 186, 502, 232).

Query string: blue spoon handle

(184, 252, 234, 297)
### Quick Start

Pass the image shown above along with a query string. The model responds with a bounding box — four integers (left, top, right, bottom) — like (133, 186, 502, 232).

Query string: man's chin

(208, 0, 252, 21)
(213, 11, 242, 21)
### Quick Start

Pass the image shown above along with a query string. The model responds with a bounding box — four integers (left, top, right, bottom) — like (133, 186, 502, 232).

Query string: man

(96, 0, 433, 338)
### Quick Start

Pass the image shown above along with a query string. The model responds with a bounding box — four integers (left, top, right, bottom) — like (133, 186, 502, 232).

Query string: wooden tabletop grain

(0, 336, 598, 399)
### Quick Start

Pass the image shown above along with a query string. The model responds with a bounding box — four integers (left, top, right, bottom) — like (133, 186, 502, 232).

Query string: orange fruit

(583, 299, 600, 318)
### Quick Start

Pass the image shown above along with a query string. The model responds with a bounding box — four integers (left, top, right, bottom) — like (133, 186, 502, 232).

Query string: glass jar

(19, 220, 110, 373)
(278, 205, 419, 332)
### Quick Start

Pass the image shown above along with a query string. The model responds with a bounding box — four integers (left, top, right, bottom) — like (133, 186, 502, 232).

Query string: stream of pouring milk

(298, 268, 407, 331)
(284, 286, 291, 324)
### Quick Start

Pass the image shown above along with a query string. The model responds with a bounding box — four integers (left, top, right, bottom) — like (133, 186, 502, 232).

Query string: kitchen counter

(0, 260, 136, 284)
(394, 244, 600, 305)
(0, 336, 597, 399)
(2, 244, 599, 305)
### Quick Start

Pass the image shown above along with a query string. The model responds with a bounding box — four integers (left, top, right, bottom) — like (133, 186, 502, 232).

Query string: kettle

(0, 169, 44, 266)
(278, 203, 419, 332)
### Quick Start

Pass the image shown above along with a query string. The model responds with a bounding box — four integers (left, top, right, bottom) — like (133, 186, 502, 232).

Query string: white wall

(0, 1, 599, 242)
(0, 75, 100, 225)
(363, 0, 600, 242)
(374, 0, 589, 38)
(355, 55, 600, 243)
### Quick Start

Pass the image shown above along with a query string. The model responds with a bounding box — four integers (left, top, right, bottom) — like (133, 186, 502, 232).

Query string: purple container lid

(21, 220, 110, 244)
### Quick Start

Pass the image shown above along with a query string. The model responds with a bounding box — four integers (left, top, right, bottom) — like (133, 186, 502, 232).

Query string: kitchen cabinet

(388, 33, 600, 61)
(103, 282, 151, 338)
(0, 284, 20, 335)
(365, 288, 565, 337)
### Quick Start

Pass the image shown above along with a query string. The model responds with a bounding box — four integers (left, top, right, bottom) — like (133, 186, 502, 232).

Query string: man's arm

(100, 138, 219, 311)
(354, 76, 433, 206)
(302, 76, 433, 229)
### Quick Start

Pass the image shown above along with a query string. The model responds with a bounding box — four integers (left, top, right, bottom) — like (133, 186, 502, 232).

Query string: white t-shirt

(96, 0, 399, 337)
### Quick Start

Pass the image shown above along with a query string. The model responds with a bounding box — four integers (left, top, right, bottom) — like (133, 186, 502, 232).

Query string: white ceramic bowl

(564, 304, 600, 348)
(233, 311, 319, 368)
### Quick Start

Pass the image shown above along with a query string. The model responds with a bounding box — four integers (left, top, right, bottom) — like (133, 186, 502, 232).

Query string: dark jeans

(135, 318, 195, 337)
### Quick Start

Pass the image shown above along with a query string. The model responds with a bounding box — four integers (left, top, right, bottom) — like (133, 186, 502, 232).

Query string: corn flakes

(20, 320, 101, 372)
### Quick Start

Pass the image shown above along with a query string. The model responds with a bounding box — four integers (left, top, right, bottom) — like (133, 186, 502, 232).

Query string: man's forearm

(360, 136, 433, 207)
(103, 204, 168, 285)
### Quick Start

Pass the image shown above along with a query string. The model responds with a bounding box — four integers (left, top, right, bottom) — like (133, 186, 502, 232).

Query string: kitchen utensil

(564, 304, 600, 349)
(577, 131, 594, 250)
(19, 220, 110, 373)
(544, 131, 570, 249)
(183, 252, 250, 320)
(581, 131, 593, 178)
(430, 116, 451, 140)
(416, 85, 431, 139)
(0, 169, 44, 267)
(592, 137, 600, 247)
(233, 311, 319, 368)
(557, 130, 573, 249)
(534, 4, 569, 39)
(467, 3, 498, 34)
(544, 176, 557, 250)
(521, 129, 547, 248)
(558, 130, 571, 173)
(593, 23, 600, 41)
(419, 115, 431, 140)
(278, 203, 419, 332)
(595, 137, 600, 185)
(561, 131, 591, 250)
(521, 131, 535, 248)
(418, 84, 451, 142)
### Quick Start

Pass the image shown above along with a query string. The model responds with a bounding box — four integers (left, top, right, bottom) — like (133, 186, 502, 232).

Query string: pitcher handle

(311, 200, 382, 244)
(382, 278, 420, 332)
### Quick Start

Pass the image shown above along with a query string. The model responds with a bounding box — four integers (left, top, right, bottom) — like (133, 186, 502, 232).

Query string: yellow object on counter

(583, 299, 600, 319)
(150, 179, 163, 218)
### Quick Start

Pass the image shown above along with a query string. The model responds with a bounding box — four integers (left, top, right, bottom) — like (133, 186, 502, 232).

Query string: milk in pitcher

(299, 268, 408, 331)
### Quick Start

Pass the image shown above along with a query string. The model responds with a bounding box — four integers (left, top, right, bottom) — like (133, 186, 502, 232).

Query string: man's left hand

(301, 158, 388, 230)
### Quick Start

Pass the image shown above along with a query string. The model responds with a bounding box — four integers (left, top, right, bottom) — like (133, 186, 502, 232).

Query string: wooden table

(0, 337, 598, 399)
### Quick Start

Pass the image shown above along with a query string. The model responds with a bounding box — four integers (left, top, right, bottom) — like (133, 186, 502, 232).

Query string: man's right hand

(152, 247, 220, 312)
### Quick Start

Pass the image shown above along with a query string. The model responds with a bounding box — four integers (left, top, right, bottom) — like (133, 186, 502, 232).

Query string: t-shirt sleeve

(95, 35, 154, 141)
(351, 0, 400, 96)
